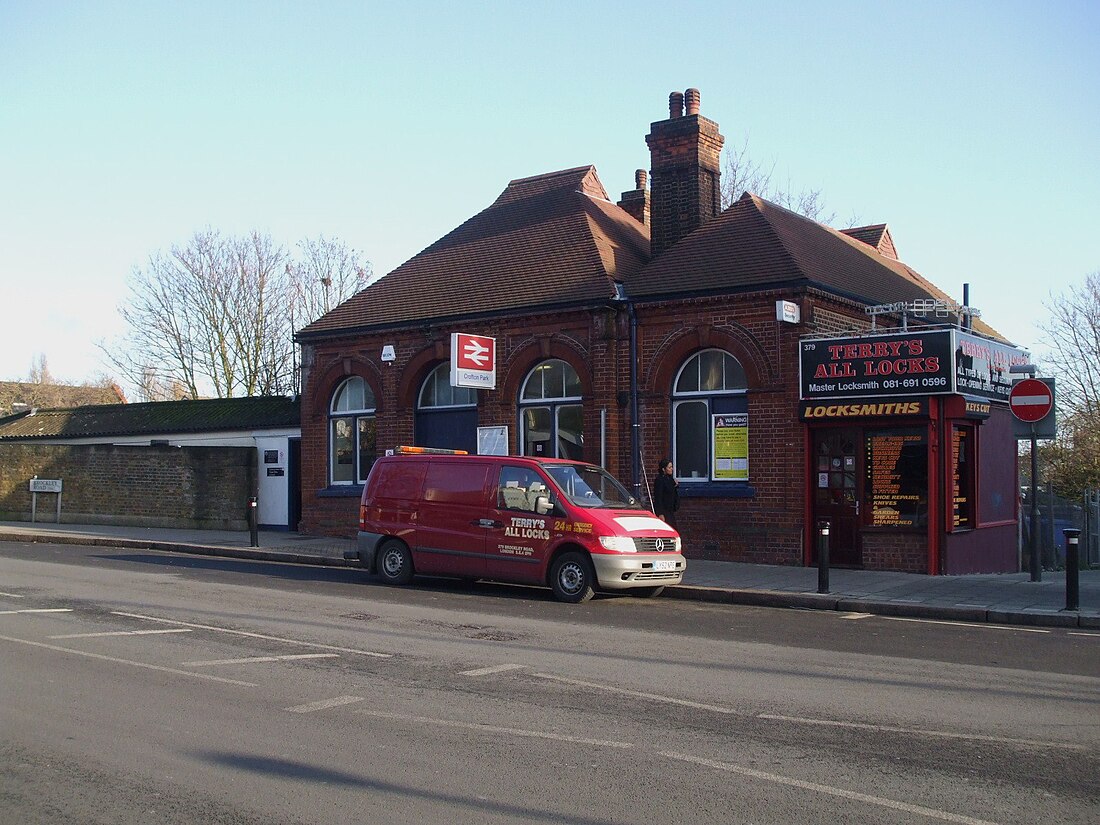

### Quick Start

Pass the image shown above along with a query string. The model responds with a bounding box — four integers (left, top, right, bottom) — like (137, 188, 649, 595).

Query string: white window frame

(329, 376, 376, 486)
(518, 359, 583, 459)
(671, 349, 747, 482)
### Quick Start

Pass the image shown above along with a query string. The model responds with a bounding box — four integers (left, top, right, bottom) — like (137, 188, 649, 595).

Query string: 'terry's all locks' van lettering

(345, 447, 686, 603)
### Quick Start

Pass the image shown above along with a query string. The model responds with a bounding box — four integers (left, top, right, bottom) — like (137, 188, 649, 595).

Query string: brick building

(295, 89, 1024, 574)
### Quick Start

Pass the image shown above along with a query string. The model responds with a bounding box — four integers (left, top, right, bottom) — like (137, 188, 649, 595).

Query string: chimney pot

(635, 169, 647, 189)
(669, 91, 684, 118)
(685, 88, 701, 115)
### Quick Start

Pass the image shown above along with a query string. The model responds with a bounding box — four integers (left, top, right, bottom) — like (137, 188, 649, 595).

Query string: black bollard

(1064, 528, 1080, 611)
(249, 496, 259, 547)
(817, 520, 830, 594)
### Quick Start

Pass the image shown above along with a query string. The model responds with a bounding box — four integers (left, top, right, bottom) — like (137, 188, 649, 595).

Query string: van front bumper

(590, 552, 687, 590)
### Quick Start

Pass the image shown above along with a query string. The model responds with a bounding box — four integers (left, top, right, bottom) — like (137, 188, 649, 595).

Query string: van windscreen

(542, 464, 642, 510)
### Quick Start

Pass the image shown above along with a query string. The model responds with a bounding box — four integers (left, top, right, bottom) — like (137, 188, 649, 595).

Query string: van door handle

(473, 519, 503, 528)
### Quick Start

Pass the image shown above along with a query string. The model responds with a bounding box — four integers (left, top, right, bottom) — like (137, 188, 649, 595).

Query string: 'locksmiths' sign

(450, 332, 496, 390)
(800, 330, 1028, 402)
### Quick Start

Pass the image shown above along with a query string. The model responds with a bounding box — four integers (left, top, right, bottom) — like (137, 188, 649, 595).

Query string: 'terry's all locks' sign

(799, 330, 1029, 402)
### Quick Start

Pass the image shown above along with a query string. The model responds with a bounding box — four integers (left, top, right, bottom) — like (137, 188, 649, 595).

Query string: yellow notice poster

(713, 414, 748, 480)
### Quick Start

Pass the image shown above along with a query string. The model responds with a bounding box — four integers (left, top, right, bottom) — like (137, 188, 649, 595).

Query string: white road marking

(534, 672, 1083, 751)
(882, 616, 1049, 633)
(0, 591, 25, 598)
(358, 709, 634, 749)
(1069, 631, 1100, 638)
(49, 629, 194, 640)
(286, 696, 366, 713)
(0, 608, 73, 615)
(460, 663, 526, 677)
(532, 672, 735, 714)
(0, 633, 256, 687)
(756, 713, 1086, 751)
(838, 612, 872, 620)
(112, 611, 391, 657)
(182, 653, 338, 667)
(662, 750, 999, 825)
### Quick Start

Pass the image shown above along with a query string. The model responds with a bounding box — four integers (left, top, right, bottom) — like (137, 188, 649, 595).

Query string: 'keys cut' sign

(450, 333, 497, 390)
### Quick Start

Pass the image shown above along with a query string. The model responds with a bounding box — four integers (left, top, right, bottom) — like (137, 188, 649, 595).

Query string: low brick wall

(0, 444, 256, 530)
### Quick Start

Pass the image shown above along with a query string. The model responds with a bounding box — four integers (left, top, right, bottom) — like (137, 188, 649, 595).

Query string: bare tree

(1038, 271, 1100, 494)
(1040, 271, 1100, 418)
(289, 235, 372, 322)
(102, 230, 370, 400)
(720, 134, 846, 225)
(27, 353, 53, 385)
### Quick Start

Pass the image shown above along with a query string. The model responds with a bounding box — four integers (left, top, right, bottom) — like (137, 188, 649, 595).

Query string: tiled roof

(0, 381, 125, 416)
(841, 224, 898, 260)
(297, 166, 649, 338)
(0, 396, 300, 440)
(626, 193, 1004, 339)
(627, 193, 933, 304)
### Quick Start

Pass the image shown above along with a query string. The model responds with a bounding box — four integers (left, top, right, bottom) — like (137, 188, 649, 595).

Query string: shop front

(800, 329, 1028, 574)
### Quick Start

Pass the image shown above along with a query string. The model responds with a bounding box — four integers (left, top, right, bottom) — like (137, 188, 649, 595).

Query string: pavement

(1, 520, 1097, 628)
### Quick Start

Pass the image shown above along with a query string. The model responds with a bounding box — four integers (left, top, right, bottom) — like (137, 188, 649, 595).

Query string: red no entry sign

(1009, 378, 1053, 422)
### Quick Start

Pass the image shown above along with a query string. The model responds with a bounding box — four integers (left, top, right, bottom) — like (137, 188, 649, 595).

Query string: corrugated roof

(0, 396, 299, 440)
(297, 166, 649, 338)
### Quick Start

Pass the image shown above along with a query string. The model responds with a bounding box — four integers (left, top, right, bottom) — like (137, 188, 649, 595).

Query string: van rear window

(423, 462, 491, 506)
(368, 461, 425, 501)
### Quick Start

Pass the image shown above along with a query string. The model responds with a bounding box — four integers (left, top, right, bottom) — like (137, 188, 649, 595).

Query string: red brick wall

(297, 286, 960, 571)
(862, 530, 927, 573)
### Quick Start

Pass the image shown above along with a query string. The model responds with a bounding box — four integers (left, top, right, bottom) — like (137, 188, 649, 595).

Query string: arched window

(329, 376, 376, 485)
(415, 363, 478, 453)
(671, 349, 748, 482)
(519, 359, 583, 460)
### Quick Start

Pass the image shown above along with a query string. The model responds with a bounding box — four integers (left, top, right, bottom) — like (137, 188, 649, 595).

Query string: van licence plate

(653, 559, 676, 571)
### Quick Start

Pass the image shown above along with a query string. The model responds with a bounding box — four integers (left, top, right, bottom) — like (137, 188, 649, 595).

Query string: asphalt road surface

(2, 540, 1097, 824)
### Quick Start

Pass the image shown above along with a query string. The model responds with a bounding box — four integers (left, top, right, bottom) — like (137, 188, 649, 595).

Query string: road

(1, 540, 1097, 824)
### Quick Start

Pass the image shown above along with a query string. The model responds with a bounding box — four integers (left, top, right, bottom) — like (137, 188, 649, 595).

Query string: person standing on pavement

(653, 458, 679, 529)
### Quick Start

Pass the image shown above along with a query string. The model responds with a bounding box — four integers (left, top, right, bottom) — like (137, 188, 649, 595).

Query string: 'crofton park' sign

(800, 330, 1029, 402)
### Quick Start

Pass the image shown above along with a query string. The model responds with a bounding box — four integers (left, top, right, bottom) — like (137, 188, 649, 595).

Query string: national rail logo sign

(450, 332, 496, 390)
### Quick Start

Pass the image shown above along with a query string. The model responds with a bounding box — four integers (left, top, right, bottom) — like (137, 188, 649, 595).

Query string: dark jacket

(653, 473, 679, 524)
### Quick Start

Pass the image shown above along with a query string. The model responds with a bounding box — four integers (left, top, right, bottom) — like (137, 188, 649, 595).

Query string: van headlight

(599, 536, 637, 553)
(673, 536, 681, 552)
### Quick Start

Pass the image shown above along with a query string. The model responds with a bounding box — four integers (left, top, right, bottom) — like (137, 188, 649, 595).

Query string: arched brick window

(519, 359, 583, 460)
(415, 363, 477, 453)
(672, 349, 747, 482)
(329, 376, 376, 485)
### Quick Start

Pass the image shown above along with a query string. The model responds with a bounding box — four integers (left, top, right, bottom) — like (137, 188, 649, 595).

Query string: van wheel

(377, 540, 413, 585)
(550, 552, 596, 603)
(632, 586, 665, 598)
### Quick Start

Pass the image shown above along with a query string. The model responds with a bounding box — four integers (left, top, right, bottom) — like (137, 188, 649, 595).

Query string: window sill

(317, 485, 364, 498)
(678, 483, 755, 499)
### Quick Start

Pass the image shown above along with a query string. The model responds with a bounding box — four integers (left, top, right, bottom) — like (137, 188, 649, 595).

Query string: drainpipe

(612, 286, 641, 499)
(628, 299, 641, 500)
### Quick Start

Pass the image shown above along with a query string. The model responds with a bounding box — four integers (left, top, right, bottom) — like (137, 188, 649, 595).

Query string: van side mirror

(534, 495, 553, 516)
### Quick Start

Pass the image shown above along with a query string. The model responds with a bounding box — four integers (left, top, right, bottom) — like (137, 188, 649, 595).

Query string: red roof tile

(297, 167, 649, 338)
(842, 224, 898, 260)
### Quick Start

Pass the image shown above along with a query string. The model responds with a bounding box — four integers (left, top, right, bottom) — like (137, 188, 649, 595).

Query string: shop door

(812, 428, 862, 566)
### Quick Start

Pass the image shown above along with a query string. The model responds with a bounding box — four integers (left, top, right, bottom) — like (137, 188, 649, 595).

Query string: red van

(346, 448, 686, 602)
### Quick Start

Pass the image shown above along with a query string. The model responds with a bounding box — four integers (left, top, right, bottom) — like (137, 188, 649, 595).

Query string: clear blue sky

(2, 0, 1097, 385)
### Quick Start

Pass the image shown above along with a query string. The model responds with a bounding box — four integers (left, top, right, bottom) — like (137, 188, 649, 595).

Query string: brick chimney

(646, 87, 724, 258)
(617, 169, 650, 226)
